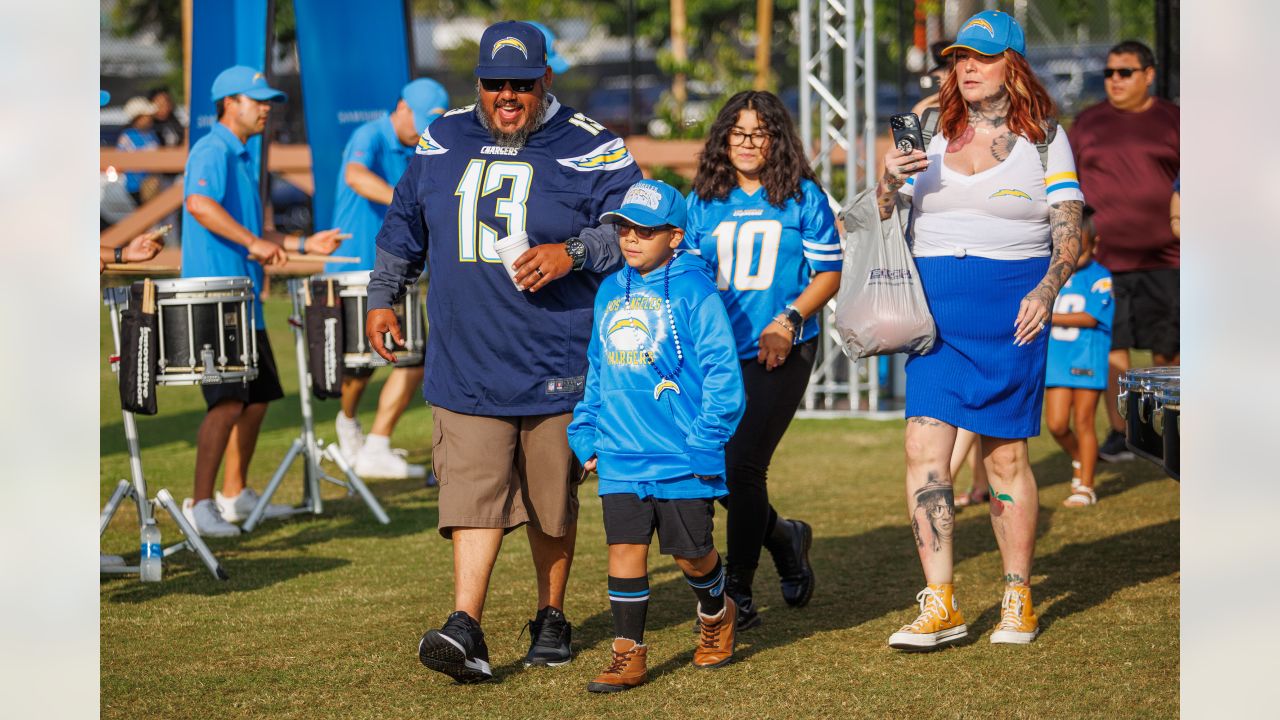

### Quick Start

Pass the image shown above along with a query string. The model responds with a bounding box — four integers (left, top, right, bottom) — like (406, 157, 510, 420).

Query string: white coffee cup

(494, 231, 532, 289)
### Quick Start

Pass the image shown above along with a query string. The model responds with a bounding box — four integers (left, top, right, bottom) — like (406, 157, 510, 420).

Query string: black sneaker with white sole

(1098, 429, 1135, 462)
(523, 606, 573, 667)
(418, 611, 493, 683)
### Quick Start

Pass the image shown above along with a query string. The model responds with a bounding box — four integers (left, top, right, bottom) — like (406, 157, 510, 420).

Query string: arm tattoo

(990, 132, 1018, 162)
(1026, 200, 1083, 308)
(911, 472, 955, 553)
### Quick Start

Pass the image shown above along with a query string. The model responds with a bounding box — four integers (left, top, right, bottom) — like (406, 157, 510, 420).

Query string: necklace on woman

(623, 255, 685, 400)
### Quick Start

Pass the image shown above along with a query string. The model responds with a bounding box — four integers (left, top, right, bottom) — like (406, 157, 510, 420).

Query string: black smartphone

(890, 112, 925, 154)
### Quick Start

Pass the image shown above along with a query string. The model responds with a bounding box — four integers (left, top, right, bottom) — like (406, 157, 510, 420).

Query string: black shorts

(1110, 268, 1179, 358)
(202, 330, 285, 410)
(601, 493, 716, 558)
(344, 357, 425, 379)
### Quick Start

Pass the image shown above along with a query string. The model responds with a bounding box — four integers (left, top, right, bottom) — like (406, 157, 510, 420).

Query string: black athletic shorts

(202, 330, 285, 410)
(1109, 268, 1179, 358)
(601, 493, 716, 558)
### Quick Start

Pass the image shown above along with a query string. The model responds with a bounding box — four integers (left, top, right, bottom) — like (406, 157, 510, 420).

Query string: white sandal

(1063, 484, 1097, 507)
(1070, 460, 1082, 490)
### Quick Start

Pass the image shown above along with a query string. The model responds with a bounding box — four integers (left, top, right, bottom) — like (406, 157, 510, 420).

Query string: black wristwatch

(784, 305, 804, 331)
(565, 236, 586, 271)
(114, 246, 124, 264)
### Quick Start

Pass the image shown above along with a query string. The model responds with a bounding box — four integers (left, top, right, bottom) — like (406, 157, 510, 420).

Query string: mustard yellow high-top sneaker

(990, 584, 1039, 644)
(888, 583, 968, 651)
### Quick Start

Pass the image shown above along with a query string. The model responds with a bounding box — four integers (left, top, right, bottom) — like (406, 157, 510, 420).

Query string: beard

(475, 84, 552, 149)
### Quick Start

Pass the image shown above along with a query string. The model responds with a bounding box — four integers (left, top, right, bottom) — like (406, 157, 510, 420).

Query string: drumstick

(326, 278, 336, 307)
(104, 264, 181, 273)
(286, 254, 360, 264)
(142, 278, 155, 315)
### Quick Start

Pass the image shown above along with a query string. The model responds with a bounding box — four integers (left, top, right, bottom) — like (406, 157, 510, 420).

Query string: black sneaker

(523, 606, 573, 667)
(1098, 430, 1135, 462)
(764, 518, 816, 608)
(418, 611, 493, 683)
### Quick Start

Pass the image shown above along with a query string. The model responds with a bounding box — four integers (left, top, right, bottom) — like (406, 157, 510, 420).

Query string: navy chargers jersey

(684, 179, 843, 359)
(373, 97, 642, 415)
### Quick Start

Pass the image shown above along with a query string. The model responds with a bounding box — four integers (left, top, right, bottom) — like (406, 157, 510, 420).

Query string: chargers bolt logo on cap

(491, 37, 529, 60)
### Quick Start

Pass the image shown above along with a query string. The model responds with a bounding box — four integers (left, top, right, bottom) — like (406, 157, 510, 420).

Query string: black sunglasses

(1103, 67, 1145, 79)
(479, 77, 539, 93)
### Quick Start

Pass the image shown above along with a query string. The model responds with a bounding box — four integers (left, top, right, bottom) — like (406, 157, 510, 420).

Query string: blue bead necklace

(623, 255, 684, 399)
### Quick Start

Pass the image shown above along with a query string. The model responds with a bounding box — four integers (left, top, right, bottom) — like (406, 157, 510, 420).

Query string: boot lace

(604, 645, 637, 675)
(905, 587, 949, 631)
(699, 614, 724, 649)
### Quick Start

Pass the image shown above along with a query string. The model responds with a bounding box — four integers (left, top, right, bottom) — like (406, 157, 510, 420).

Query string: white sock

(337, 412, 360, 427)
(364, 434, 391, 453)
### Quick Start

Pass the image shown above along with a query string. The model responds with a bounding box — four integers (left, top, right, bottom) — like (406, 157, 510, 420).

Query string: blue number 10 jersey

(683, 179, 843, 359)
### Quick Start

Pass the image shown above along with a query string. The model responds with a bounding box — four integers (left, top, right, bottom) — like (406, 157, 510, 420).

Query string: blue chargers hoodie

(567, 251, 745, 498)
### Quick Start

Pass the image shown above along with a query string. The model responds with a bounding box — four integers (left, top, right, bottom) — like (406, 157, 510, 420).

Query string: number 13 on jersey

(711, 219, 782, 290)
(455, 160, 533, 262)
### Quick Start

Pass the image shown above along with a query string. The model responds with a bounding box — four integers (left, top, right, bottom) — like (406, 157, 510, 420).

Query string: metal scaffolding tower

(797, 0, 901, 419)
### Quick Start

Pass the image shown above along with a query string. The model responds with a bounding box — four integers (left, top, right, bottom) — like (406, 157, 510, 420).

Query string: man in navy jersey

(366, 20, 642, 684)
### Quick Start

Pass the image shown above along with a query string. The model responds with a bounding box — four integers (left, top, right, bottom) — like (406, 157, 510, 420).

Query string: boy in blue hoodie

(568, 179, 745, 693)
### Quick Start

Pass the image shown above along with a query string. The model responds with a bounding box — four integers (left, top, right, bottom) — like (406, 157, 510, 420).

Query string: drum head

(150, 276, 253, 295)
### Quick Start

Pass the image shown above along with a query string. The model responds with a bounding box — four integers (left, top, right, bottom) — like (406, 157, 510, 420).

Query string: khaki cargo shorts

(431, 406, 583, 538)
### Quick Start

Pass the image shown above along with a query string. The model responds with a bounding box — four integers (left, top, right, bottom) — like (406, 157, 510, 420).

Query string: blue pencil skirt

(905, 255, 1051, 439)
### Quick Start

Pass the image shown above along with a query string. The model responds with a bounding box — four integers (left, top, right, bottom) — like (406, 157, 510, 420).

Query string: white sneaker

(181, 498, 241, 537)
(100, 553, 126, 566)
(354, 444, 426, 479)
(335, 413, 365, 462)
(216, 487, 293, 523)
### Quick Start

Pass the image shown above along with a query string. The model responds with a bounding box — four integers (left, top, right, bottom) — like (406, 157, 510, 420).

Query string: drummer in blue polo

(329, 78, 449, 482)
(181, 65, 346, 537)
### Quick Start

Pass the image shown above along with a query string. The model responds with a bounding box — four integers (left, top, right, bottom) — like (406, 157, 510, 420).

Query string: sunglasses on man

(480, 77, 539, 93)
(1103, 67, 1146, 79)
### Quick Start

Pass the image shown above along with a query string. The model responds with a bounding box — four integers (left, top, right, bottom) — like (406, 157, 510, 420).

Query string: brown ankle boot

(586, 638, 648, 693)
(693, 596, 737, 668)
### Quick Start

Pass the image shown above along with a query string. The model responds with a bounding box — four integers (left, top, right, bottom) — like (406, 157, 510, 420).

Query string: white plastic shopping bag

(833, 188, 936, 359)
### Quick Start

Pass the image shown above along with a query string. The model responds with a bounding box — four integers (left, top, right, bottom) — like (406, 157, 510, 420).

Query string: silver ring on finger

(1037, 322, 1046, 331)
(534, 268, 544, 277)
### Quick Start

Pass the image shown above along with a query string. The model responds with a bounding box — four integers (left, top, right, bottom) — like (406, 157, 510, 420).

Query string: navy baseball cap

(475, 21, 549, 80)
(943, 11, 1026, 57)
(600, 180, 687, 230)
(526, 21, 570, 74)
(402, 78, 449, 132)
(210, 65, 288, 103)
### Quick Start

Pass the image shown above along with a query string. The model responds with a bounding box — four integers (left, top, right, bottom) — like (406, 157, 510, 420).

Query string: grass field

(100, 296, 1179, 719)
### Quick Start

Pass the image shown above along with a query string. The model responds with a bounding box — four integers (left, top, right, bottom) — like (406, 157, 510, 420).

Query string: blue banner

(294, 0, 411, 229)
(189, 0, 270, 179)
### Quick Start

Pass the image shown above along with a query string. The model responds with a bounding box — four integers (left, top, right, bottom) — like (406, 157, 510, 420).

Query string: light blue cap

(402, 78, 450, 133)
(943, 10, 1026, 57)
(210, 65, 287, 103)
(600, 180, 687, 230)
(526, 21, 570, 74)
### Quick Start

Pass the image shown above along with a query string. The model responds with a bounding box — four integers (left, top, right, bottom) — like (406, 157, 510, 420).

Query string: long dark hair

(692, 90, 819, 208)
(939, 50, 1055, 143)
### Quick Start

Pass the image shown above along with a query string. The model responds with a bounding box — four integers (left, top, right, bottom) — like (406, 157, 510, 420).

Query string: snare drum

(1153, 379, 1180, 480)
(1118, 366, 1179, 464)
(144, 276, 259, 386)
(303, 271, 425, 368)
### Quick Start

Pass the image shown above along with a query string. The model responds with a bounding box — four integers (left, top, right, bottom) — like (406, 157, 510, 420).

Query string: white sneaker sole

(888, 624, 968, 650)
(182, 503, 241, 538)
(990, 627, 1039, 644)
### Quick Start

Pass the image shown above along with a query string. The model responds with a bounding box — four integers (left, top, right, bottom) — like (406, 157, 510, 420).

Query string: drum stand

(242, 278, 389, 532)
(100, 287, 229, 580)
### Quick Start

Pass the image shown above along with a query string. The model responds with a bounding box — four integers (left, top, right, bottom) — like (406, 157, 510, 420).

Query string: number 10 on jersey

(455, 159, 533, 262)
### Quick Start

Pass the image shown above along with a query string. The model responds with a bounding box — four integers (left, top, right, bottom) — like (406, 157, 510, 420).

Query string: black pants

(720, 337, 818, 580)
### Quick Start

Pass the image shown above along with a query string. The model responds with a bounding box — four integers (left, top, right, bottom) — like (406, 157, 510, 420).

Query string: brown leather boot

(586, 638, 648, 693)
(692, 596, 737, 668)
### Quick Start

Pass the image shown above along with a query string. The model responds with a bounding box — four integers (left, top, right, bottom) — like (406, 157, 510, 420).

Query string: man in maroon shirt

(1069, 40, 1179, 461)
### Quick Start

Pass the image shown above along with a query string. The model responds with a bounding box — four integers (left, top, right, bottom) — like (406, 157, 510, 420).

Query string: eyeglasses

(617, 222, 672, 240)
(1103, 67, 1145, 79)
(479, 77, 539, 93)
(728, 129, 771, 147)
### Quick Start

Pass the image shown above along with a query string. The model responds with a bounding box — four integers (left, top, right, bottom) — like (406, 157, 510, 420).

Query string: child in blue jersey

(1045, 207, 1114, 507)
(568, 180, 746, 693)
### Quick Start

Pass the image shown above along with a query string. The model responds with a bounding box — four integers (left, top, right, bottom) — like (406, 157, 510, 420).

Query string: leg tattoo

(911, 472, 955, 553)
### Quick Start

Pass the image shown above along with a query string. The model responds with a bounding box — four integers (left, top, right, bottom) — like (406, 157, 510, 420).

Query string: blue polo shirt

(181, 123, 267, 328)
(329, 116, 413, 272)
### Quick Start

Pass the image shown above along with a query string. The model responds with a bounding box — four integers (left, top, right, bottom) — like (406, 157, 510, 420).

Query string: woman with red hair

(875, 11, 1084, 651)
